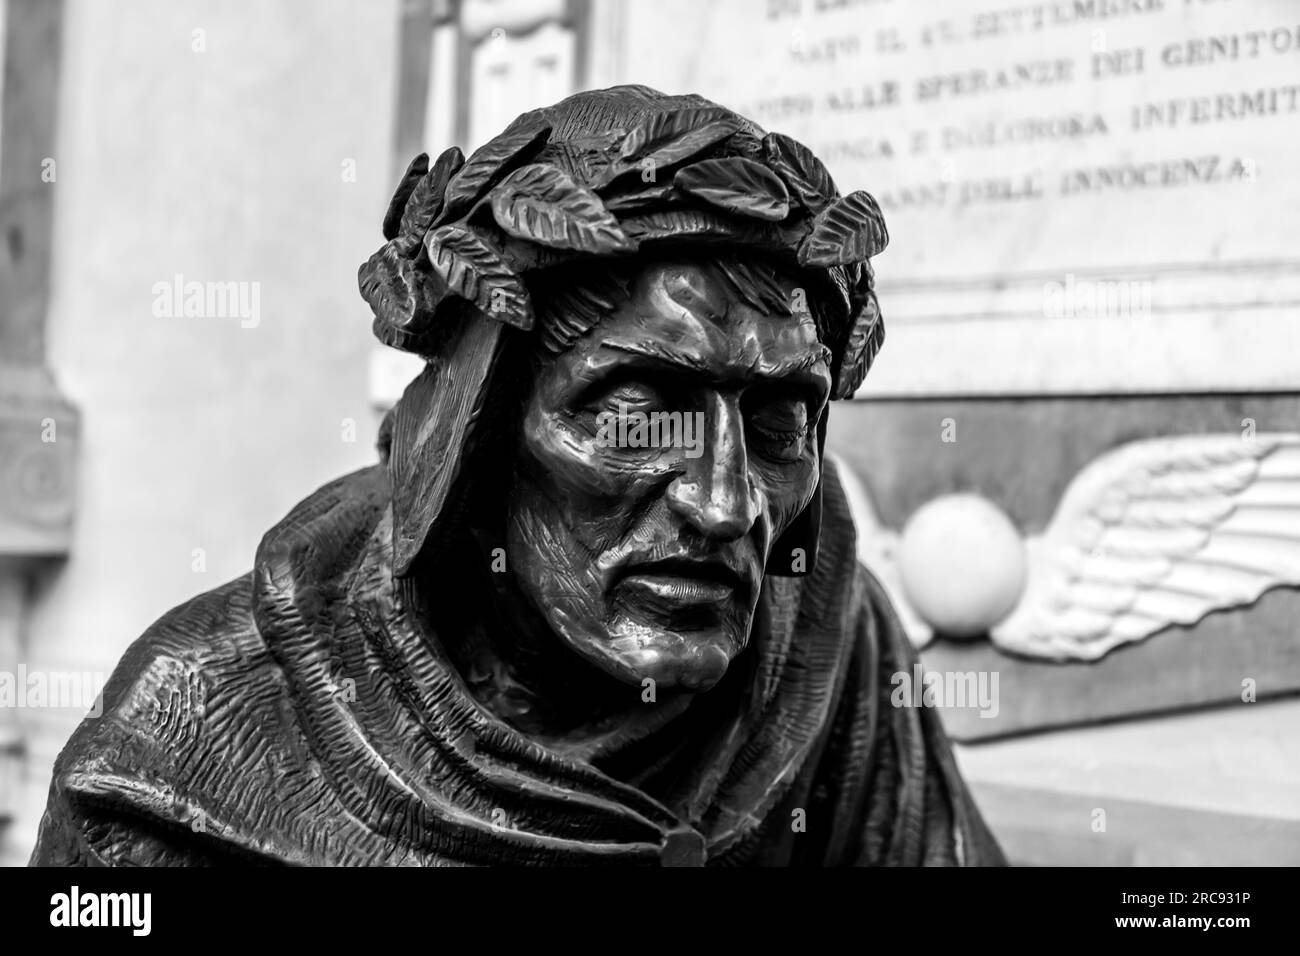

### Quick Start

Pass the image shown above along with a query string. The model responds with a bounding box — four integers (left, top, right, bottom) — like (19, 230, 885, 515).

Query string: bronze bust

(31, 86, 1004, 866)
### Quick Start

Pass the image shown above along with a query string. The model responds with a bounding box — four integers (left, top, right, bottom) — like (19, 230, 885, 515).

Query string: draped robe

(30, 458, 1005, 866)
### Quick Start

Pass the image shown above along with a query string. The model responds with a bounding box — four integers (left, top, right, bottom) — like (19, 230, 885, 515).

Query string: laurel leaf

(495, 236, 578, 275)
(819, 263, 853, 335)
(674, 157, 790, 222)
(798, 190, 889, 266)
(437, 120, 553, 226)
(601, 180, 678, 213)
(596, 109, 743, 191)
(719, 130, 764, 159)
(762, 132, 838, 214)
(532, 131, 623, 188)
(833, 288, 885, 399)
(423, 225, 533, 329)
(618, 107, 738, 160)
(619, 207, 800, 254)
(383, 153, 429, 240)
(358, 241, 440, 337)
(489, 164, 634, 254)
(371, 310, 435, 354)
(399, 147, 465, 239)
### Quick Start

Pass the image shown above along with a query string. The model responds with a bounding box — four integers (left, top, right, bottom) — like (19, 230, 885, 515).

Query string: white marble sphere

(897, 493, 1028, 639)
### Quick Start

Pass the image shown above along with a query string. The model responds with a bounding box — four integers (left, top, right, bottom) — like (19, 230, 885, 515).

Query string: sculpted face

(506, 258, 831, 693)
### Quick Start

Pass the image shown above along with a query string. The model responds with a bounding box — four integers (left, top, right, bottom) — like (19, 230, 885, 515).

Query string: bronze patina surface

(31, 86, 1004, 866)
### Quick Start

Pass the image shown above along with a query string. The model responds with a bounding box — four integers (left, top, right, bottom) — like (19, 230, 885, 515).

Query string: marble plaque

(597, 0, 1300, 394)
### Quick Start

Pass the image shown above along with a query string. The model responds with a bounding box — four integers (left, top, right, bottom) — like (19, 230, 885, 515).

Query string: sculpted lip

(619, 556, 749, 604)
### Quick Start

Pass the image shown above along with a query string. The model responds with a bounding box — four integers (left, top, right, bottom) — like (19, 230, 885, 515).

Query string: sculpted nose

(666, 396, 759, 541)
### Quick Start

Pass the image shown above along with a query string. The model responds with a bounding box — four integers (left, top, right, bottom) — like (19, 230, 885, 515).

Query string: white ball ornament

(896, 493, 1028, 639)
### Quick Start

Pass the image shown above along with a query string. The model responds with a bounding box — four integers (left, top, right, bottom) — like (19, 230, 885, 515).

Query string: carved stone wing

(991, 433, 1300, 662)
(831, 454, 935, 649)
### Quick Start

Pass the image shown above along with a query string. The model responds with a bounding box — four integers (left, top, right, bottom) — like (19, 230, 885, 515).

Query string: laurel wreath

(358, 101, 888, 399)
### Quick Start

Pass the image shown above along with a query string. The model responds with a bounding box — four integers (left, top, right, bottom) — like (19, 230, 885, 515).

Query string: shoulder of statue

(55, 573, 266, 763)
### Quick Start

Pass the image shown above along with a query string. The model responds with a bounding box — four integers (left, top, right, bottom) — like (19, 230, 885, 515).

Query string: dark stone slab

(828, 393, 1300, 739)
(923, 586, 1300, 741)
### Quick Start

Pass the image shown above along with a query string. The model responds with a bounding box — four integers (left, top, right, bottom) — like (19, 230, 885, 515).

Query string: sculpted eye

(750, 399, 807, 435)
(747, 397, 810, 463)
(584, 378, 669, 421)
(598, 379, 664, 412)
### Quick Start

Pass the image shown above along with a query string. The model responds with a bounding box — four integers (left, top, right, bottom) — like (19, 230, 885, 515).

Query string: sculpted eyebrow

(598, 340, 832, 382)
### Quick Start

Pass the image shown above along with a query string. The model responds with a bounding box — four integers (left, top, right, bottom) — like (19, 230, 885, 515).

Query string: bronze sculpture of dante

(31, 86, 1005, 866)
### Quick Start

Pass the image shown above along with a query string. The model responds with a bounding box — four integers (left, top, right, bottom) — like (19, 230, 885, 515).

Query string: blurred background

(1, 0, 1297, 866)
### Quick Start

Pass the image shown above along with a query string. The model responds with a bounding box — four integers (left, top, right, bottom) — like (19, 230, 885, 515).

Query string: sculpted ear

(767, 410, 828, 578)
(387, 310, 509, 577)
